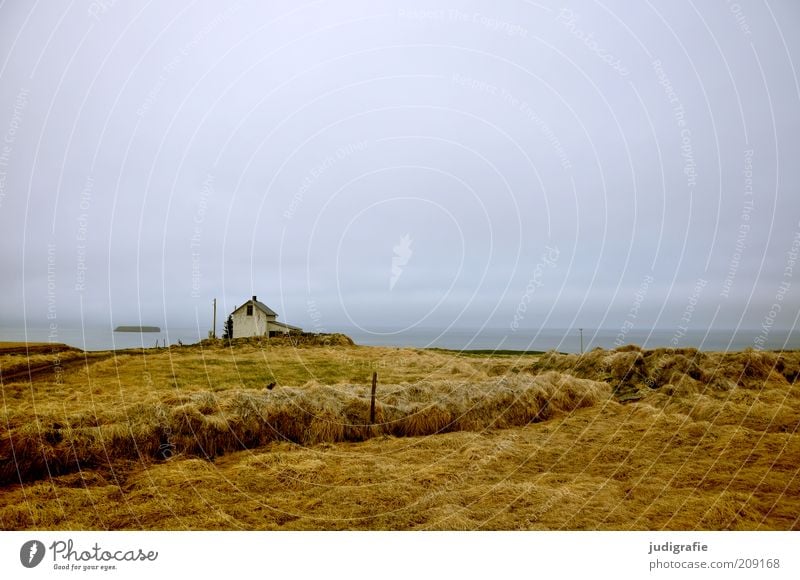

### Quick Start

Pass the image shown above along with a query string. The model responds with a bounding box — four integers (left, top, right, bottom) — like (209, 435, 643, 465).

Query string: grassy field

(0, 337, 798, 530)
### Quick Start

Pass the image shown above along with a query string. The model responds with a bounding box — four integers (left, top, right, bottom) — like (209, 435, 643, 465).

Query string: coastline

(1, 325, 798, 354)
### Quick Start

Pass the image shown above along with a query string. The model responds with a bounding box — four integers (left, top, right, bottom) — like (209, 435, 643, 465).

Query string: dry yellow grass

(1, 341, 798, 530)
(0, 345, 88, 380)
(0, 372, 604, 483)
(0, 342, 56, 350)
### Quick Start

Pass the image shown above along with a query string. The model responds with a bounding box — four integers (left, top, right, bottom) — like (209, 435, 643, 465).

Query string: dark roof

(253, 299, 277, 316)
(233, 297, 277, 317)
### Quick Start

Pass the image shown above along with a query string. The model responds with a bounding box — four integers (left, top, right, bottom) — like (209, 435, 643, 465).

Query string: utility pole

(212, 298, 217, 338)
(579, 328, 584, 355)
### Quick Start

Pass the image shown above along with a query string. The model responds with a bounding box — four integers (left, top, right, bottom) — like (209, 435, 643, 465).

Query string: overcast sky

(1, 0, 799, 338)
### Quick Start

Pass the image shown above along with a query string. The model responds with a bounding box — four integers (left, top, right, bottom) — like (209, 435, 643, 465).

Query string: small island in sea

(114, 326, 161, 333)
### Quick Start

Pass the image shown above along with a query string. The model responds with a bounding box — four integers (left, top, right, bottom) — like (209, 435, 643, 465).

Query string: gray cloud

(1, 0, 798, 343)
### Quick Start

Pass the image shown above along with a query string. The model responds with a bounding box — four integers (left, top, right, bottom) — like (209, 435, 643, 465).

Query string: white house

(230, 296, 302, 338)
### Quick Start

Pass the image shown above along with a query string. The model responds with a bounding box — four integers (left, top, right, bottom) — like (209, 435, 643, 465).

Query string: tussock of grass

(530, 347, 799, 396)
(4, 399, 798, 530)
(0, 373, 609, 485)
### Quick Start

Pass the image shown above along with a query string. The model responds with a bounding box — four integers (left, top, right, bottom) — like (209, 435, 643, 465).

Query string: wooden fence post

(370, 371, 377, 424)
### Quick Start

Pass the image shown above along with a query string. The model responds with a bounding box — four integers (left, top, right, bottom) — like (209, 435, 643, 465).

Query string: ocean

(2, 325, 798, 354)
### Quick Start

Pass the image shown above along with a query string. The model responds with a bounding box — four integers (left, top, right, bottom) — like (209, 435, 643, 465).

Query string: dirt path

(0, 344, 118, 383)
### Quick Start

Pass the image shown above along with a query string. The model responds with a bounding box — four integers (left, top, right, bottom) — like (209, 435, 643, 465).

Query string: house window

(246, 305, 253, 316)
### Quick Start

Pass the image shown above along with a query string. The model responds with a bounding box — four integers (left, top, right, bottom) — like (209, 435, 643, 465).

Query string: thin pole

(579, 328, 584, 354)
(370, 372, 377, 424)
(212, 298, 217, 338)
